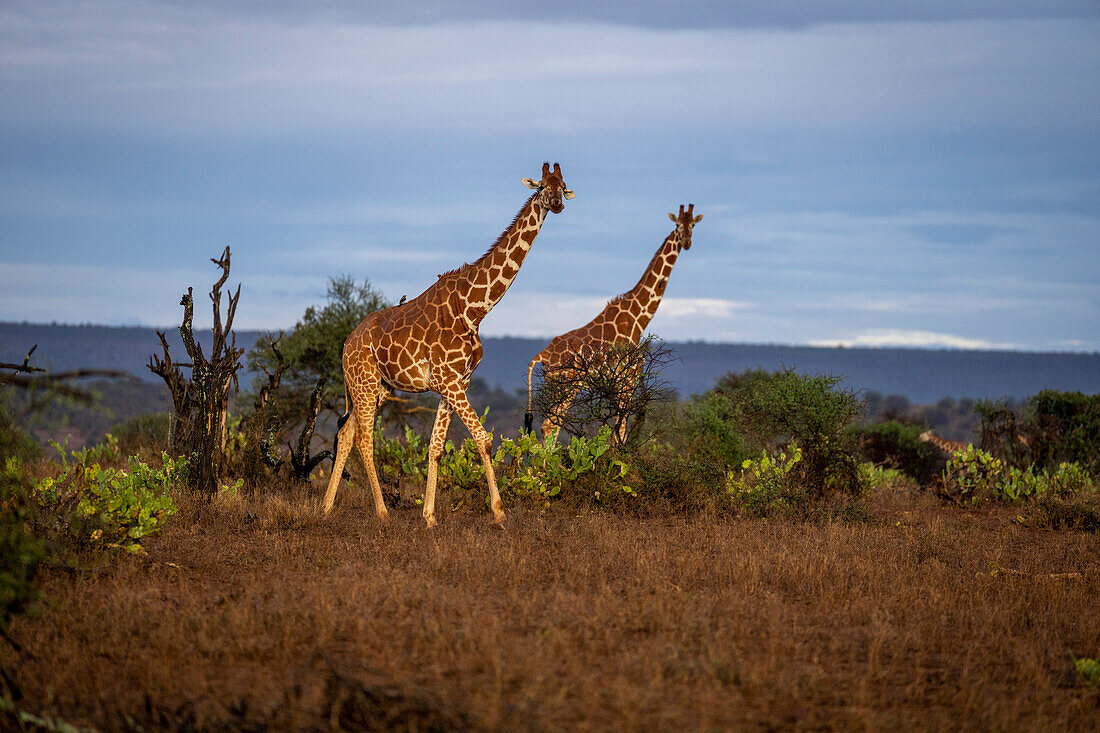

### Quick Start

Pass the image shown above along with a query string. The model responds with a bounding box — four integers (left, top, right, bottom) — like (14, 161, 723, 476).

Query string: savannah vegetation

(1, 253, 1098, 730)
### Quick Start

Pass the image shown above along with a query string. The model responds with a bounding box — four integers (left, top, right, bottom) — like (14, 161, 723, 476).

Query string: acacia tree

(241, 276, 434, 484)
(246, 275, 390, 421)
(148, 247, 243, 497)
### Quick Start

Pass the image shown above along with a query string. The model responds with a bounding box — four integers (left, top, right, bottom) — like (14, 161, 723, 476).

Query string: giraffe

(524, 204, 703, 441)
(919, 430, 971, 455)
(323, 162, 574, 527)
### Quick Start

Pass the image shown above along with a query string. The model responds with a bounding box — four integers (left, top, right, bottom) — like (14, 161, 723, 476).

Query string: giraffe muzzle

(548, 198, 563, 213)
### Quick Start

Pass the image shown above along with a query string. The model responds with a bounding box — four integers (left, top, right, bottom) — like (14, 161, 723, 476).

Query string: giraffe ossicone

(323, 162, 573, 527)
(524, 203, 702, 442)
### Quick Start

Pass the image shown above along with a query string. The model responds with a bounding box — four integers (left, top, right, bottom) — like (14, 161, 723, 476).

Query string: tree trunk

(148, 247, 243, 497)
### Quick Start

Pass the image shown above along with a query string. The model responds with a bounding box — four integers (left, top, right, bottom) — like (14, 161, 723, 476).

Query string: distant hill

(2, 322, 1098, 404)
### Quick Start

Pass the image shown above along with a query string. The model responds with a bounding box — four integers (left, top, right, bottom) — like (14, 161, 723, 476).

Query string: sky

(1, 0, 1098, 352)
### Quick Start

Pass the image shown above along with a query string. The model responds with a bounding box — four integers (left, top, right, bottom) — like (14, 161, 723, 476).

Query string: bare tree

(148, 247, 244, 497)
(2, 343, 132, 413)
(530, 336, 676, 445)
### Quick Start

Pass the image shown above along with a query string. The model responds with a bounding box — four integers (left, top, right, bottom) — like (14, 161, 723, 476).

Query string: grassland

(4, 484, 1098, 732)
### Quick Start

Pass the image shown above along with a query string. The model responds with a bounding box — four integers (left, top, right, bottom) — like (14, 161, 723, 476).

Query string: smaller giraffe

(919, 430, 971, 455)
(525, 204, 703, 441)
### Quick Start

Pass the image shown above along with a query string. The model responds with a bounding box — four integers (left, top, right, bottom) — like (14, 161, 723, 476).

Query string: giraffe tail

(523, 356, 540, 434)
(332, 389, 353, 467)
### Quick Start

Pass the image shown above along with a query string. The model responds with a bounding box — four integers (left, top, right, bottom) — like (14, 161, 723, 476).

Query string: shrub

(110, 413, 171, 456)
(0, 399, 40, 463)
(0, 458, 50, 642)
(1024, 492, 1100, 532)
(937, 445, 1096, 506)
(860, 463, 920, 492)
(726, 446, 807, 518)
(496, 427, 631, 503)
(369, 421, 633, 506)
(849, 419, 944, 485)
(33, 442, 182, 554)
(978, 390, 1100, 474)
(676, 391, 749, 471)
(1075, 657, 1100, 686)
(530, 335, 675, 445)
(708, 369, 865, 496)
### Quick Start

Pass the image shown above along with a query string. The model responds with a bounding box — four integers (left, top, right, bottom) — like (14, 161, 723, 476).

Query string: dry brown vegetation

(5, 486, 1099, 731)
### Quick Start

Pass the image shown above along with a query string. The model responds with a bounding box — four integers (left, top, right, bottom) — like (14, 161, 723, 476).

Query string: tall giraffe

(919, 430, 971, 455)
(324, 163, 574, 527)
(524, 204, 703, 440)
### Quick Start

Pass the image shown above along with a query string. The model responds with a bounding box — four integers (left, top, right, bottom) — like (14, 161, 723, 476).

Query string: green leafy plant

(726, 445, 806, 517)
(33, 441, 182, 554)
(938, 446, 1096, 505)
(496, 427, 631, 501)
(860, 462, 919, 492)
(1074, 657, 1100, 686)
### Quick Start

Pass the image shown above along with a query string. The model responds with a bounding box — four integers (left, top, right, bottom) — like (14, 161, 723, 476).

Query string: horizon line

(1, 320, 1097, 357)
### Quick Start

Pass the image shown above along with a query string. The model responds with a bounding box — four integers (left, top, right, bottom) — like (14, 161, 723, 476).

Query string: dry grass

(4, 486, 1099, 731)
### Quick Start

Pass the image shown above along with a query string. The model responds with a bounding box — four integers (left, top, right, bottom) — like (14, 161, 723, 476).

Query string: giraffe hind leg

(350, 388, 389, 522)
(323, 411, 356, 515)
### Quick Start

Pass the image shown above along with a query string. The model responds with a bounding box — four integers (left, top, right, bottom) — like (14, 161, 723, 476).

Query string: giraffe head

(667, 203, 703, 250)
(522, 162, 574, 214)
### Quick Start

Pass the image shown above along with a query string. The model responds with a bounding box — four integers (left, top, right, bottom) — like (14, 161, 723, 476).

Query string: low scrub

(31, 441, 183, 555)
(849, 419, 945, 485)
(936, 444, 1096, 508)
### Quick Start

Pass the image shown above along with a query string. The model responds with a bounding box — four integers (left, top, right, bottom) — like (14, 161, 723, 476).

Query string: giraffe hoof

(424, 515, 438, 529)
(377, 509, 391, 524)
(491, 513, 506, 529)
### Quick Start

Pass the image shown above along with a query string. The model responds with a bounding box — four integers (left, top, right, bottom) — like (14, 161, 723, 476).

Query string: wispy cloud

(810, 329, 1015, 350)
(3, 4, 1097, 136)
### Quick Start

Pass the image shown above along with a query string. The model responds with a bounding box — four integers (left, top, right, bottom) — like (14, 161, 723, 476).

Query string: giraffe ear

(522, 178, 540, 189)
(563, 189, 575, 200)
(693, 214, 704, 223)
(668, 212, 677, 222)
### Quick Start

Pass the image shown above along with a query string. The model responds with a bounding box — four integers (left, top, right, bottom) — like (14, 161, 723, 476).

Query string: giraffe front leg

(423, 397, 453, 528)
(443, 385, 505, 525)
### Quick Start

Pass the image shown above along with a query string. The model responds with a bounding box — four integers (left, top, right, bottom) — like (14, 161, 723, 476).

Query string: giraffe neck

(454, 194, 547, 328)
(607, 229, 682, 336)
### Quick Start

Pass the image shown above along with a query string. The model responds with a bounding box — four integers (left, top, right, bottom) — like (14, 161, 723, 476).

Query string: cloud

(651, 297, 752, 319)
(810, 329, 1015, 350)
(2, 4, 1097, 137)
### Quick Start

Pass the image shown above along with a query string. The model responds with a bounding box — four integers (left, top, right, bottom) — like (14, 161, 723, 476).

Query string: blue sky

(1, 0, 1098, 351)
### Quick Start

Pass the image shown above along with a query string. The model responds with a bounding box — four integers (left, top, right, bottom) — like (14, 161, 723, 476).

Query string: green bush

(860, 463, 920, 492)
(110, 413, 171, 456)
(726, 445, 807, 517)
(1075, 657, 1100, 686)
(0, 458, 50, 641)
(709, 369, 865, 496)
(33, 442, 182, 554)
(0, 398, 40, 463)
(937, 445, 1096, 506)
(849, 419, 944, 485)
(676, 392, 749, 471)
(370, 421, 632, 505)
(496, 427, 631, 502)
(978, 390, 1100, 474)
